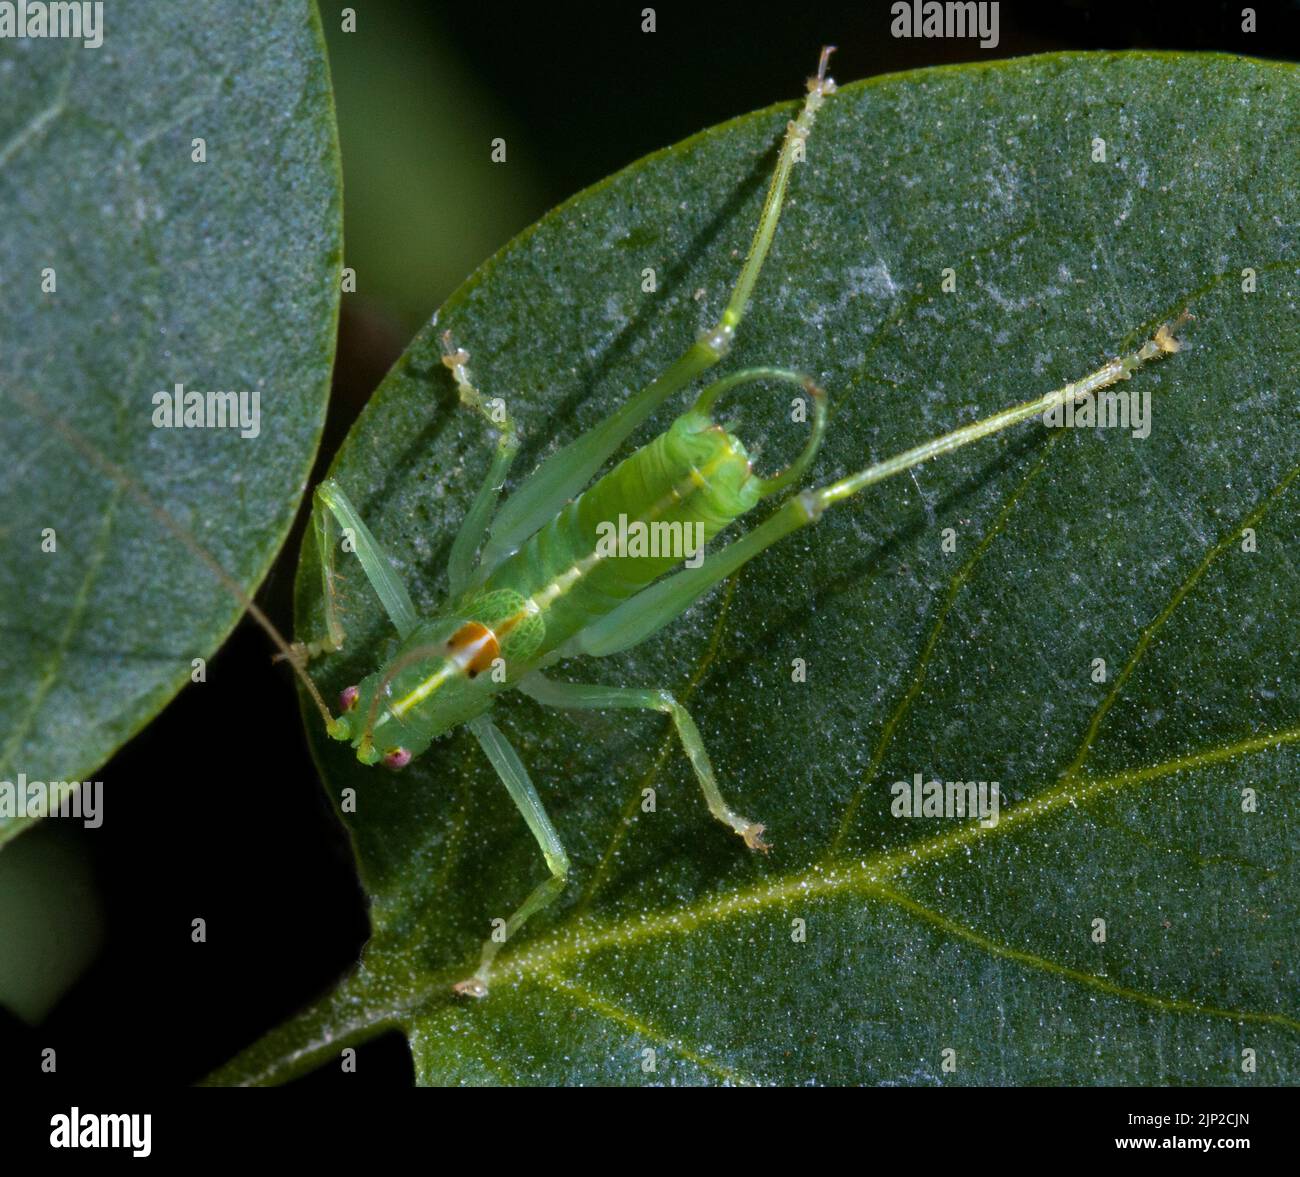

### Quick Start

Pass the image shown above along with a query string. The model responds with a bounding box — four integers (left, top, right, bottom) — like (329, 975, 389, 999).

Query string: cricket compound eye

(339, 685, 360, 712)
(382, 747, 412, 771)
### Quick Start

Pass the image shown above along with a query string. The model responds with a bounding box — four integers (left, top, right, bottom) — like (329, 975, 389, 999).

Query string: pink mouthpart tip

(382, 747, 412, 770)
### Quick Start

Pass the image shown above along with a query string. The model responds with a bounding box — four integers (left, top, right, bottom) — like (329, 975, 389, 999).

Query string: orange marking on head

(446, 621, 500, 678)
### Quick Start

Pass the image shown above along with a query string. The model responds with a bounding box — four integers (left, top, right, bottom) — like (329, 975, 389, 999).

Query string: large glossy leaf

(0, 3, 341, 845)
(212, 52, 1298, 1086)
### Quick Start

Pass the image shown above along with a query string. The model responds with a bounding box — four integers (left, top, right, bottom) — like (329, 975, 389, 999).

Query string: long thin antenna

(5, 385, 336, 727)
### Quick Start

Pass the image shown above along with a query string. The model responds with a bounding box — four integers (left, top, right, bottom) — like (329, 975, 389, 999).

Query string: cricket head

(324, 615, 501, 769)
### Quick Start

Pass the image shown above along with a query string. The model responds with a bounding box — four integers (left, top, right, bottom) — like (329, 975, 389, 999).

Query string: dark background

(4, 0, 1297, 1087)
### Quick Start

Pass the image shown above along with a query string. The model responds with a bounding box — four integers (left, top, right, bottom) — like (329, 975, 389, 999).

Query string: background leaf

(215, 51, 1298, 1086)
(0, 823, 103, 1023)
(0, 2, 341, 845)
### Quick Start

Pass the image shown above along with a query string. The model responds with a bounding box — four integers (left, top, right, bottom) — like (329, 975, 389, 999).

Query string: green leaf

(0, 3, 341, 845)
(213, 52, 1298, 1086)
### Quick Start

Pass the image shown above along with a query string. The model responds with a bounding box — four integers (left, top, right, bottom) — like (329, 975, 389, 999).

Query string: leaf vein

(1059, 459, 1300, 783)
(875, 884, 1300, 1032)
(540, 971, 760, 1085)
(828, 438, 1059, 857)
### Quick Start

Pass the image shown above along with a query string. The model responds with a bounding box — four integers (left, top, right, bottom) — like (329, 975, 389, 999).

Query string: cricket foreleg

(476, 48, 839, 571)
(440, 333, 522, 595)
(518, 674, 769, 852)
(454, 715, 571, 998)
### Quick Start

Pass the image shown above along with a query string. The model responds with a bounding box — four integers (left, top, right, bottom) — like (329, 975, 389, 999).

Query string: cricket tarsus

(816, 45, 836, 82)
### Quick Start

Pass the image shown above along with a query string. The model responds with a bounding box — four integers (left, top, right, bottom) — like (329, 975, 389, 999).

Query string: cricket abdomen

(479, 409, 763, 656)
